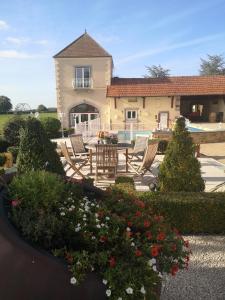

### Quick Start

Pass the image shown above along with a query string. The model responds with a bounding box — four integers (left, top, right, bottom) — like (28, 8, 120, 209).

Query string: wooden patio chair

(60, 142, 89, 179)
(95, 144, 118, 181)
(128, 141, 159, 176)
(127, 136, 149, 161)
(69, 134, 89, 158)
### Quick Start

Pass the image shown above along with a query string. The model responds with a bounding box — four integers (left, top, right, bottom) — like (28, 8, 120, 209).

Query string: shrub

(7, 146, 19, 163)
(17, 117, 65, 175)
(139, 192, 225, 234)
(0, 153, 6, 166)
(9, 171, 76, 248)
(3, 116, 26, 145)
(0, 137, 10, 152)
(158, 117, 205, 192)
(115, 176, 134, 186)
(40, 117, 61, 139)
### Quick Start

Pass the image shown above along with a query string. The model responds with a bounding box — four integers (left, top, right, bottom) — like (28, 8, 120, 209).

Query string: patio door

(158, 112, 169, 130)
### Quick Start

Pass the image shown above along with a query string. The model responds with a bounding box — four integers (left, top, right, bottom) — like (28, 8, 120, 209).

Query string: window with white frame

(75, 66, 91, 88)
(126, 109, 138, 121)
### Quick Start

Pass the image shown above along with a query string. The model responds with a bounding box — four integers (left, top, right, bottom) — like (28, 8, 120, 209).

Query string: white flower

(131, 242, 135, 247)
(153, 265, 157, 272)
(105, 216, 110, 221)
(68, 207, 73, 211)
(95, 213, 99, 218)
(103, 279, 108, 285)
(75, 227, 81, 232)
(100, 223, 105, 227)
(76, 261, 81, 265)
(77, 223, 81, 227)
(96, 218, 100, 223)
(96, 224, 101, 228)
(126, 227, 131, 232)
(91, 203, 95, 207)
(148, 258, 157, 266)
(91, 236, 96, 240)
(140, 286, 146, 294)
(158, 272, 163, 278)
(71, 205, 75, 209)
(126, 287, 133, 294)
(118, 298, 122, 300)
(106, 289, 111, 297)
(60, 212, 65, 216)
(70, 277, 77, 285)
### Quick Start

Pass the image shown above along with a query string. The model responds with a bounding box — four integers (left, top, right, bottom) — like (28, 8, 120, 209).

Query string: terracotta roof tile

(107, 76, 225, 97)
(54, 32, 111, 58)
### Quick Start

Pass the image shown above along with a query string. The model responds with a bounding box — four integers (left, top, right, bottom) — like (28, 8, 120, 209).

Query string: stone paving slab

(161, 236, 225, 300)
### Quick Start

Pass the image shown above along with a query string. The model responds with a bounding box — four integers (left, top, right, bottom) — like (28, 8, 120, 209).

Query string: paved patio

(56, 137, 225, 191)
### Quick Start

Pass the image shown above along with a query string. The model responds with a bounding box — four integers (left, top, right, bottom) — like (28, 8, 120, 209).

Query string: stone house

(54, 32, 225, 133)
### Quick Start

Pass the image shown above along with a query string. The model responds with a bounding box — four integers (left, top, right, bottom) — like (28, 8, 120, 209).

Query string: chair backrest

(133, 136, 149, 153)
(95, 144, 118, 168)
(60, 142, 73, 165)
(70, 134, 86, 154)
(140, 141, 159, 171)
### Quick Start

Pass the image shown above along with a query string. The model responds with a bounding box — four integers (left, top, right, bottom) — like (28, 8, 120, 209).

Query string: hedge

(139, 192, 225, 234)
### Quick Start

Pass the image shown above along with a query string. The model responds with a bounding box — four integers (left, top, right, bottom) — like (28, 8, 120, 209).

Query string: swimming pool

(118, 127, 204, 141)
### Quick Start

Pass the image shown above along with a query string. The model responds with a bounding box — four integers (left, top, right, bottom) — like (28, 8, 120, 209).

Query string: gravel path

(160, 236, 225, 300)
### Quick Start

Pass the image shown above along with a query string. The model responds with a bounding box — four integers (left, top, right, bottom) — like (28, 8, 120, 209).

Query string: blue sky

(0, 0, 225, 108)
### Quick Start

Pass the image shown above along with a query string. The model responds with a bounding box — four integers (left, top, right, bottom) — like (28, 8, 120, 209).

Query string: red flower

(109, 257, 116, 268)
(144, 220, 150, 228)
(135, 211, 142, 217)
(154, 215, 163, 222)
(170, 264, 179, 276)
(65, 252, 73, 264)
(157, 232, 166, 241)
(126, 231, 132, 238)
(146, 231, 152, 240)
(11, 199, 21, 207)
(185, 255, 190, 262)
(171, 244, 177, 252)
(99, 236, 107, 243)
(134, 199, 145, 209)
(151, 245, 160, 257)
(97, 211, 104, 218)
(127, 221, 132, 227)
(135, 249, 142, 257)
(184, 240, 190, 248)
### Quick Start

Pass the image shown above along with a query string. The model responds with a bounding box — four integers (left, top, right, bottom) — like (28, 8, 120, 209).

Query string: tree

(0, 96, 12, 113)
(199, 54, 225, 75)
(158, 117, 205, 192)
(37, 104, 48, 112)
(3, 116, 26, 145)
(17, 117, 65, 175)
(144, 65, 170, 78)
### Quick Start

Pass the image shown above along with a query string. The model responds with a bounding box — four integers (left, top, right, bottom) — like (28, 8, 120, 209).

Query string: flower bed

(8, 171, 190, 300)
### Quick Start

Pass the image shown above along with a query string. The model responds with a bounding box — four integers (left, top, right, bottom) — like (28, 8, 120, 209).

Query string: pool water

(118, 127, 204, 141)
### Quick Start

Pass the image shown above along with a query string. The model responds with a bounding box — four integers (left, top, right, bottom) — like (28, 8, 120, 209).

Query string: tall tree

(144, 64, 170, 78)
(158, 117, 205, 192)
(0, 96, 12, 113)
(37, 104, 48, 112)
(199, 54, 225, 75)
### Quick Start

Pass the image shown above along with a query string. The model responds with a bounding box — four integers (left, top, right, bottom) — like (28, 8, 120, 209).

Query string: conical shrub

(17, 117, 65, 175)
(158, 117, 205, 192)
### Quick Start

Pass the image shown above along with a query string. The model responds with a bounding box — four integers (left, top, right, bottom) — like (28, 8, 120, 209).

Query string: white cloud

(6, 37, 29, 45)
(0, 50, 42, 59)
(117, 34, 224, 65)
(0, 20, 9, 30)
(35, 39, 48, 45)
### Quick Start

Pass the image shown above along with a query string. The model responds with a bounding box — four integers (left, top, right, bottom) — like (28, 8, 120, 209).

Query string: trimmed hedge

(139, 192, 225, 234)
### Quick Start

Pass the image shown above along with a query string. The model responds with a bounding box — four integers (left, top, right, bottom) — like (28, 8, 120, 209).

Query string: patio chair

(69, 134, 89, 158)
(60, 142, 89, 179)
(128, 141, 159, 176)
(95, 144, 118, 181)
(127, 135, 149, 161)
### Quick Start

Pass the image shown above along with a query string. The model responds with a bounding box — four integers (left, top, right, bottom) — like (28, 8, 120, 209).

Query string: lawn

(0, 112, 58, 134)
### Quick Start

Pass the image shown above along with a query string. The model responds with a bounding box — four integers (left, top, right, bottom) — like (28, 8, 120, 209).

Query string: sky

(0, 0, 225, 109)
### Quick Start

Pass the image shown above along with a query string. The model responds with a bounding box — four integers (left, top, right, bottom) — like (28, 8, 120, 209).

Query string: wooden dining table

(85, 143, 131, 174)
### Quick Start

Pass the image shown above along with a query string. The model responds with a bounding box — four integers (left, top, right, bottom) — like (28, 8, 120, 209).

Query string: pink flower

(11, 199, 21, 207)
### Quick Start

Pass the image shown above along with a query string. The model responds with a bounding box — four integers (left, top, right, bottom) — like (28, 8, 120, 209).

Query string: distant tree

(158, 117, 205, 192)
(0, 96, 12, 113)
(37, 104, 48, 112)
(199, 54, 225, 75)
(144, 64, 170, 78)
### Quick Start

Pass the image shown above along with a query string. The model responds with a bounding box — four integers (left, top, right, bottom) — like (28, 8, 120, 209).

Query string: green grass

(0, 112, 58, 135)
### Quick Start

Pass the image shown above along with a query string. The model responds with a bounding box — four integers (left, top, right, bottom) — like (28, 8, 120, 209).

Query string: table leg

(126, 148, 128, 173)
(90, 149, 93, 174)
